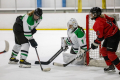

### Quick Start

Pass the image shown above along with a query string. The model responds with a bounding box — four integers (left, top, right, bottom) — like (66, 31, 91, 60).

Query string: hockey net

(86, 14, 120, 67)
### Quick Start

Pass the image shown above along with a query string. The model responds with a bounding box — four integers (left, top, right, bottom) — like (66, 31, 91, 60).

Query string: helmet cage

(67, 18, 78, 30)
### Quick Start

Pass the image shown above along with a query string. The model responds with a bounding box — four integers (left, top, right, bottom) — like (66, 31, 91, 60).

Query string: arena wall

(0, 13, 120, 30)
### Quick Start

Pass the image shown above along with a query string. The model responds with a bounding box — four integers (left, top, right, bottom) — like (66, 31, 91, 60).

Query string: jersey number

(81, 39, 84, 44)
(106, 20, 112, 26)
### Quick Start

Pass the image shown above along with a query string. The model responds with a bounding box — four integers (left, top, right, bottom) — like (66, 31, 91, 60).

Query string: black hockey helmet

(90, 7, 102, 20)
(34, 8, 43, 17)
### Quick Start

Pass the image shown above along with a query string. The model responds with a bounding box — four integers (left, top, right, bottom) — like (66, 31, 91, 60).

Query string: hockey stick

(35, 48, 63, 65)
(53, 48, 91, 67)
(0, 40, 9, 54)
(35, 47, 51, 72)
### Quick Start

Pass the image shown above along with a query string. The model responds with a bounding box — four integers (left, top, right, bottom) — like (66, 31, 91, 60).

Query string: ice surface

(0, 30, 120, 80)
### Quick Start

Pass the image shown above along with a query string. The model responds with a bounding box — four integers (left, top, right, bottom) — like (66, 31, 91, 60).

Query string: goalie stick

(0, 40, 9, 54)
(53, 48, 91, 67)
(35, 47, 51, 72)
(35, 48, 63, 65)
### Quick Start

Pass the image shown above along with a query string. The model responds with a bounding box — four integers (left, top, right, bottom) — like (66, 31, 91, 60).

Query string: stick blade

(53, 62, 64, 67)
(5, 40, 9, 52)
(0, 40, 9, 54)
(43, 68, 51, 72)
(35, 61, 50, 65)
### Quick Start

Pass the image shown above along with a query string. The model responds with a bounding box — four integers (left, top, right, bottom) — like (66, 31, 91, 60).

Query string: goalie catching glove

(61, 37, 69, 51)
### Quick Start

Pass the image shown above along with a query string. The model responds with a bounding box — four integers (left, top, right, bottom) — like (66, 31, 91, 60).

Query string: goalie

(61, 18, 87, 65)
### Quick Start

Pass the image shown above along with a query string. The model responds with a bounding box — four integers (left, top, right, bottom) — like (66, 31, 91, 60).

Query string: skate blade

(8, 61, 18, 64)
(19, 64, 31, 68)
(104, 70, 116, 73)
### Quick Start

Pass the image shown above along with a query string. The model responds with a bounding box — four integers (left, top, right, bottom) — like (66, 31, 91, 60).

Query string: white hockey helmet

(67, 18, 78, 30)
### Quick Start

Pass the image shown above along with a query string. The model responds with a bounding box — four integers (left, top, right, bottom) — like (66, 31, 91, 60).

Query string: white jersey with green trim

(67, 28, 87, 51)
(21, 14, 42, 40)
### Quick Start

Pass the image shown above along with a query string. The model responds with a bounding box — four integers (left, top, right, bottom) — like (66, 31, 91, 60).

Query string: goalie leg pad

(63, 53, 75, 63)
(62, 53, 85, 65)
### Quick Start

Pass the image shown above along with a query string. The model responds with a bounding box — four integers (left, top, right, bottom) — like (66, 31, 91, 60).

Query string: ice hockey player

(90, 7, 120, 75)
(8, 8, 43, 68)
(61, 18, 87, 65)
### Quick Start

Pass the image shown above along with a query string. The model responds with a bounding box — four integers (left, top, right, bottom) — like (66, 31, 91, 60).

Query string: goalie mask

(90, 7, 102, 20)
(67, 18, 78, 31)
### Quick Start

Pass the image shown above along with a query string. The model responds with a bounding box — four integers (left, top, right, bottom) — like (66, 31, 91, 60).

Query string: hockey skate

(8, 57, 19, 64)
(19, 59, 31, 68)
(104, 64, 116, 73)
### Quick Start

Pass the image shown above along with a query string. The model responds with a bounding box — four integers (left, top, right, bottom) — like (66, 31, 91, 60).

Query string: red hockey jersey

(93, 14, 118, 44)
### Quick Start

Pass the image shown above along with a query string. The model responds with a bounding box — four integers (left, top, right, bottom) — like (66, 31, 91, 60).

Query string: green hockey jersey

(66, 28, 87, 53)
(21, 14, 42, 40)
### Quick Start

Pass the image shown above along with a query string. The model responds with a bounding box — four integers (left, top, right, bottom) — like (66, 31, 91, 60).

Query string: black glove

(29, 39, 38, 47)
(31, 28, 37, 35)
(91, 43, 98, 50)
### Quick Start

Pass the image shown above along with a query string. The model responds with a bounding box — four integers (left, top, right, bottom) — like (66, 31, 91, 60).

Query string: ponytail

(78, 25, 85, 33)
(27, 10, 35, 16)
(100, 14, 105, 18)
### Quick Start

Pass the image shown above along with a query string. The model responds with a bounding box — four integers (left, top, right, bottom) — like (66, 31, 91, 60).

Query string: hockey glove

(31, 28, 37, 35)
(91, 42, 99, 49)
(29, 39, 38, 48)
(66, 37, 72, 46)
(61, 37, 68, 51)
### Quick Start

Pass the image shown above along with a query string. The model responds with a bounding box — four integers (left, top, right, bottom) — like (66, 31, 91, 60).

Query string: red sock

(100, 47, 112, 66)
(108, 51, 120, 70)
